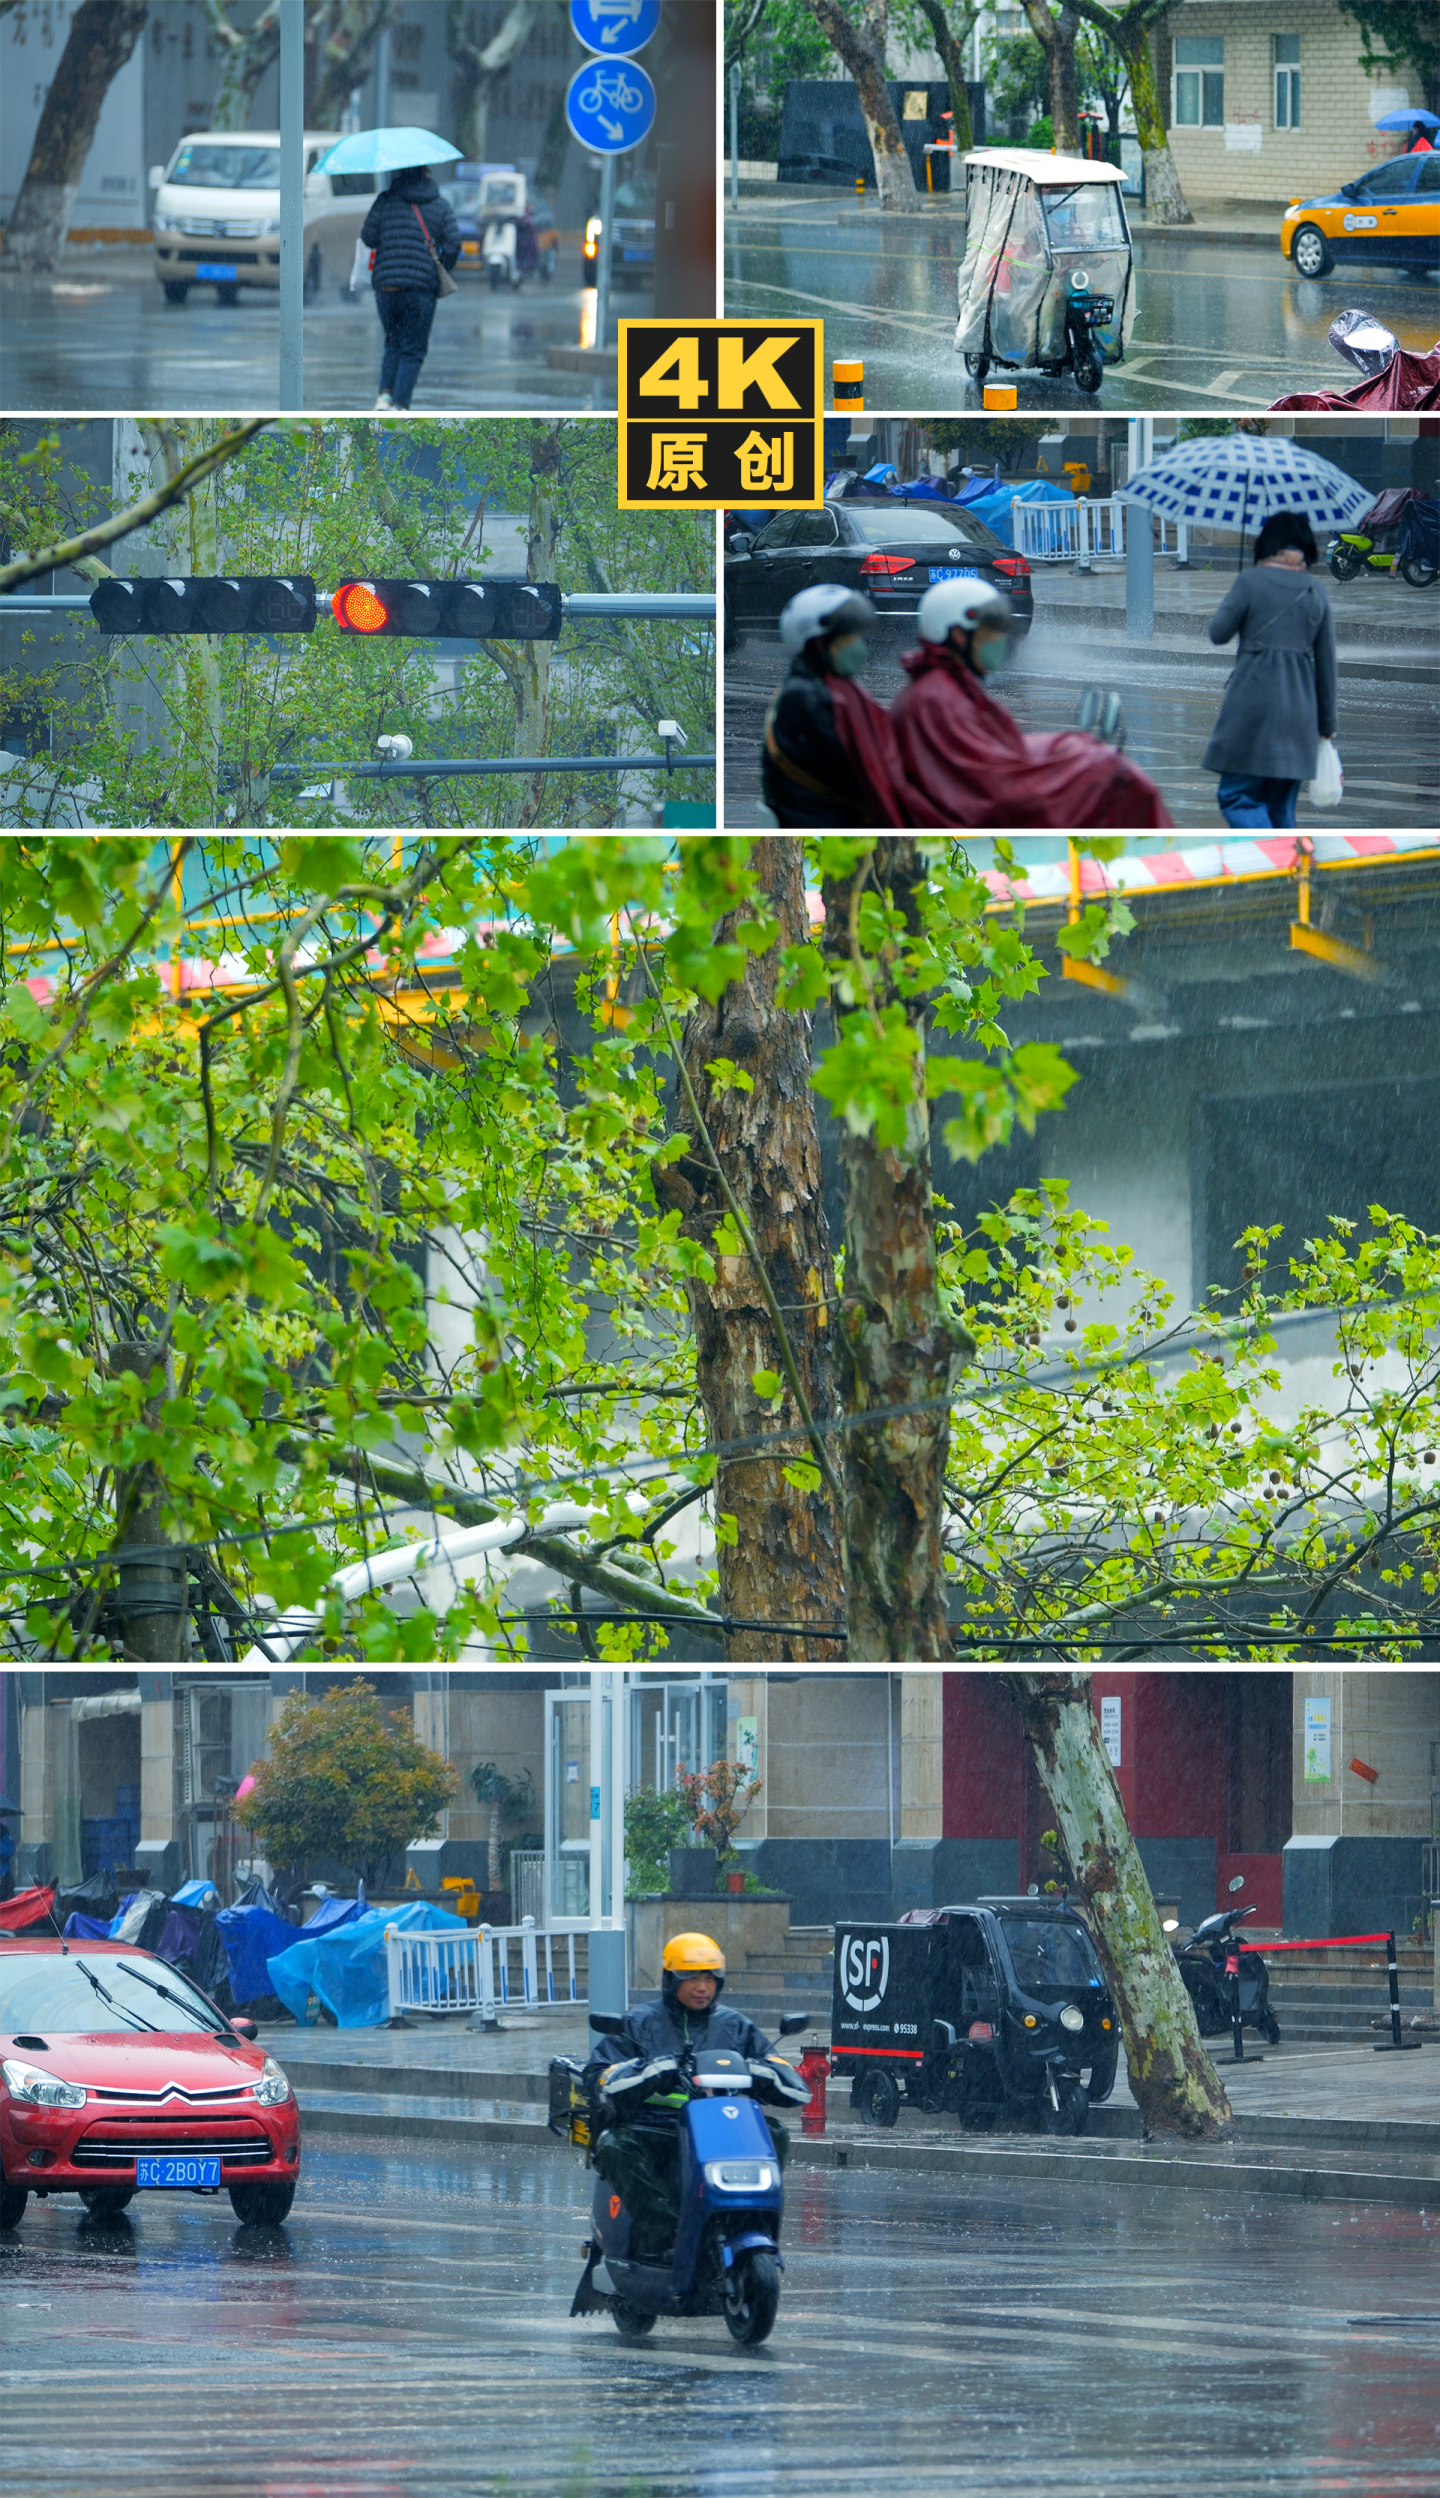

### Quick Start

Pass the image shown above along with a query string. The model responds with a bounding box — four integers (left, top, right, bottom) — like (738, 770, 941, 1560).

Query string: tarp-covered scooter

(831, 1899, 1118, 2135)
(954, 149, 1136, 394)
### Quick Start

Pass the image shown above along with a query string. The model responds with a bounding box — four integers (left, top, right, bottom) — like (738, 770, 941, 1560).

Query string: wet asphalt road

(723, 626, 1440, 831)
(0, 257, 640, 412)
(4, 2137, 1439, 2497)
(724, 207, 1440, 412)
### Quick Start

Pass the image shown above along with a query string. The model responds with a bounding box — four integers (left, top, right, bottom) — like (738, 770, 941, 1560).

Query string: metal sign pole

(278, 0, 305, 410)
(730, 60, 740, 212)
(594, 152, 616, 355)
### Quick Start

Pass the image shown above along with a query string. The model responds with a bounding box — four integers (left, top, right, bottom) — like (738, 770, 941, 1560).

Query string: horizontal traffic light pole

(0, 587, 715, 627)
(264, 752, 717, 781)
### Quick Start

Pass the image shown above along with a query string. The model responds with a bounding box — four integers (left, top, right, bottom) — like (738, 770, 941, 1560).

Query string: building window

(1274, 33, 1300, 129)
(1174, 36, 1224, 129)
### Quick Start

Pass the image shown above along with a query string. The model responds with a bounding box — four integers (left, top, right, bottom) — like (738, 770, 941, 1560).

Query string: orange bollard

(797, 2040, 830, 2136)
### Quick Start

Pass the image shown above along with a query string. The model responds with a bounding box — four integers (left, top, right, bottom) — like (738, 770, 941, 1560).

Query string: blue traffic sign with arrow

(565, 54, 656, 153)
(569, 0, 659, 53)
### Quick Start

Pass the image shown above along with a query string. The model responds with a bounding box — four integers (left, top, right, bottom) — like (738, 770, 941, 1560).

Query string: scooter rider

(891, 581, 1174, 829)
(586, 1933, 800, 2256)
(761, 585, 921, 828)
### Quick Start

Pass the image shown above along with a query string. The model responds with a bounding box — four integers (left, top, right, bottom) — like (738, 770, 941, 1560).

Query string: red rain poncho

(1272, 345, 1440, 413)
(890, 643, 1174, 829)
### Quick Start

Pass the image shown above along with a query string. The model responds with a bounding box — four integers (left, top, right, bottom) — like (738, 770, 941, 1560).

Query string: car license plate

(621, 248, 649, 262)
(195, 263, 238, 282)
(929, 566, 979, 583)
(461, 240, 480, 256)
(136, 2156, 222, 2189)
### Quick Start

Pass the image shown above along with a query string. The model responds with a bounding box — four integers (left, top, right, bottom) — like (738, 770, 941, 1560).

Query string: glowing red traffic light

(333, 581, 390, 633)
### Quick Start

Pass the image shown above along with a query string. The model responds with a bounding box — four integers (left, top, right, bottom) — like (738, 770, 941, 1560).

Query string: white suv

(149, 130, 375, 304)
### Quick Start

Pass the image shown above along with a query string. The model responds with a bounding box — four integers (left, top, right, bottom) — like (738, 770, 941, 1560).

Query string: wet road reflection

(4, 2138, 1438, 2495)
(725, 206, 1439, 410)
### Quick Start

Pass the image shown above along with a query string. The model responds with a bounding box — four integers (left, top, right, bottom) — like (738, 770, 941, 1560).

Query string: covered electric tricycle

(830, 1899, 1119, 2136)
(954, 149, 1136, 395)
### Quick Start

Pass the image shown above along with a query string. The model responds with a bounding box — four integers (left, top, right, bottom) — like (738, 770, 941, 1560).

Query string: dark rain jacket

(360, 171, 461, 293)
(890, 642, 1173, 828)
(761, 650, 918, 827)
(585, 1995, 775, 2086)
(1202, 564, 1338, 782)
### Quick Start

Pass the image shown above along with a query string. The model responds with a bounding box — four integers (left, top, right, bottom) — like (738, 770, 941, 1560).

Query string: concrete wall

(1151, 1, 1412, 206)
(1290, 1672, 1440, 1843)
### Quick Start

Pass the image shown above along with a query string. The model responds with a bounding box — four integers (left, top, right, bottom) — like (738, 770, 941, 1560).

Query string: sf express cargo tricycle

(831, 1898, 1118, 2136)
(954, 149, 1136, 396)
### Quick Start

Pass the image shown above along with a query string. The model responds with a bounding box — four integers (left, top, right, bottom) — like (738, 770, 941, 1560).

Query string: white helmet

(917, 581, 1013, 643)
(779, 583, 875, 656)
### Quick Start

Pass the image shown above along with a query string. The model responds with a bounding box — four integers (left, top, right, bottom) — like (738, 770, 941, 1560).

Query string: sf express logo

(839, 1935, 890, 2013)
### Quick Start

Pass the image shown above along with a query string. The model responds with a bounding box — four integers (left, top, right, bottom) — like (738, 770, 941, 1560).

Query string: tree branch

(0, 423, 270, 592)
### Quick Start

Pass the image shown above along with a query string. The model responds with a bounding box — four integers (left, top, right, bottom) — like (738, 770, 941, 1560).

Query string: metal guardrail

(385, 1915, 584, 2020)
(1010, 494, 1188, 566)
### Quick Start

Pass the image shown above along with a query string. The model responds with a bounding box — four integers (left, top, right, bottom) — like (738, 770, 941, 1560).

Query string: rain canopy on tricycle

(954, 150, 1135, 388)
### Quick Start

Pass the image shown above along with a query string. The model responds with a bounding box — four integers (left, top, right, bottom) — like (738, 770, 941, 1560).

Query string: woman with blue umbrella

(318, 127, 463, 411)
(1124, 433, 1366, 828)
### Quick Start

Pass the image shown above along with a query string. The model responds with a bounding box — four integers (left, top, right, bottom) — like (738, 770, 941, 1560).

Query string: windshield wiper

(72, 1955, 159, 2033)
(114, 1960, 219, 2031)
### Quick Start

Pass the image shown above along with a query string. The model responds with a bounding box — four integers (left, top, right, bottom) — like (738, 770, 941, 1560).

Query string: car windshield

(167, 144, 282, 190)
(850, 507, 1003, 550)
(997, 1918, 1101, 1991)
(615, 178, 656, 212)
(1041, 184, 1126, 248)
(0, 1951, 216, 2034)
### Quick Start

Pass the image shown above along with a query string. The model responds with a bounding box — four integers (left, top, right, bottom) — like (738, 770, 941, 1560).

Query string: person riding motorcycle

(890, 581, 1174, 829)
(761, 585, 922, 828)
(585, 1933, 802, 2256)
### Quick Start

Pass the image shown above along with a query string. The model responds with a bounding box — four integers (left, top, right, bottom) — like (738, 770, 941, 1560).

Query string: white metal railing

(510, 1849, 545, 1927)
(385, 1916, 584, 2018)
(1009, 494, 1188, 566)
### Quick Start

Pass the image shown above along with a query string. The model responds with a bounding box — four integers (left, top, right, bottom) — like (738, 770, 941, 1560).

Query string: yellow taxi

(1282, 149, 1440, 279)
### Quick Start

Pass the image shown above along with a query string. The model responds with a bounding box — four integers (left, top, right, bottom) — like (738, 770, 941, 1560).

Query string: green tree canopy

(235, 1676, 457, 1884)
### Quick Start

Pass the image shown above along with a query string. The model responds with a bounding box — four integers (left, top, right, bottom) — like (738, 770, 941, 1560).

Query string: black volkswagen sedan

(725, 501, 1033, 649)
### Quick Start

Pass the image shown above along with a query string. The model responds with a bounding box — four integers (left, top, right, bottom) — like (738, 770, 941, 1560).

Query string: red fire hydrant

(796, 2039, 830, 2137)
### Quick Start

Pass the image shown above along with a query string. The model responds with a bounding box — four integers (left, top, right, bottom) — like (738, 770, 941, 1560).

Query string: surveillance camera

(376, 733, 413, 759)
(657, 719, 687, 745)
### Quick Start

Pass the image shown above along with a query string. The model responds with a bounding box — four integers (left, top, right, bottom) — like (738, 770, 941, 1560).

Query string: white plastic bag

(1308, 735, 1343, 810)
(348, 237, 374, 294)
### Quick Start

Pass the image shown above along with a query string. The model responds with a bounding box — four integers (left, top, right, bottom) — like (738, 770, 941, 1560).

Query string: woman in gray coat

(1202, 512, 1338, 827)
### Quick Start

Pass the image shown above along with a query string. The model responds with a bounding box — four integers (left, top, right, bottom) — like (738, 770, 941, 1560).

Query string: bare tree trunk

(804, 0, 913, 207)
(1005, 1672, 1234, 2141)
(309, 0, 403, 131)
(447, 0, 537, 164)
(1071, 0, 1191, 223)
(654, 840, 845, 1662)
(1023, 1, 1081, 153)
(108, 1340, 190, 1664)
(821, 840, 967, 1661)
(914, 0, 976, 156)
(205, 0, 282, 131)
(2, 0, 149, 274)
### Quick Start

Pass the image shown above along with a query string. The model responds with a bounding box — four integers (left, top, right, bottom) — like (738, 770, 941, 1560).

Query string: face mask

(971, 633, 1010, 675)
(828, 635, 868, 678)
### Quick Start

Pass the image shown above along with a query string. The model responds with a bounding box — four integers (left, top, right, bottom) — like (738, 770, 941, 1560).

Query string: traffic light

(89, 577, 317, 635)
(329, 577, 564, 640)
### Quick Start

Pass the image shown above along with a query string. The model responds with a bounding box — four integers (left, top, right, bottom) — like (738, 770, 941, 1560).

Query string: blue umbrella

(1123, 433, 1373, 564)
(314, 127, 463, 177)
(1371, 107, 1439, 132)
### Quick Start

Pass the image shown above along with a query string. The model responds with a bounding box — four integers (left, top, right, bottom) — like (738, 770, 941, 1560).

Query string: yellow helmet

(662, 1932, 726, 1977)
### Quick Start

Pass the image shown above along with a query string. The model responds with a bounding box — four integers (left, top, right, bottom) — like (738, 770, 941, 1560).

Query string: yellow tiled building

(1150, 0, 1421, 206)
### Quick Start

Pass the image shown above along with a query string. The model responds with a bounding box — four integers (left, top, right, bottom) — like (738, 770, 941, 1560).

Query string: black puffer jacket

(360, 169, 461, 292)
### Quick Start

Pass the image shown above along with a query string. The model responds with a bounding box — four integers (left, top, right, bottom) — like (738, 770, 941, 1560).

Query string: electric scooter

(1170, 1899, 1280, 2044)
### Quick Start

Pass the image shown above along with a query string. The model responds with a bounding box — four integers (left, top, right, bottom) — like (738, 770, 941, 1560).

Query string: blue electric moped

(562, 2018, 810, 2346)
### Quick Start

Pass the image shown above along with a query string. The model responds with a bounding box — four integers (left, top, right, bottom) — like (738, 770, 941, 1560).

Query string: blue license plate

(929, 566, 980, 583)
(621, 249, 649, 262)
(195, 263, 238, 282)
(136, 2156, 222, 2189)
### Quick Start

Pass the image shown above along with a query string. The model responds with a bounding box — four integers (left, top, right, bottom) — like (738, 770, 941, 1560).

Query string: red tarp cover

(0, 1883, 57, 1932)
(1272, 345, 1440, 412)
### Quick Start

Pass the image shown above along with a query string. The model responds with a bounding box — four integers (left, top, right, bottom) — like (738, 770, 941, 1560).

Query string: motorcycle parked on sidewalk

(1169, 1893, 1280, 2045)
(555, 2013, 810, 2346)
(1328, 487, 1439, 587)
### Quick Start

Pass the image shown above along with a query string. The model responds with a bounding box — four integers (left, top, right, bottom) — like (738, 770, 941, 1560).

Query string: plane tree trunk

(913, 0, 978, 156)
(1070, 0, 1192, 223)
(653, 838, 845, 1662)
(2, 0, 149, 274)
(803, 0, 914, 207)
(1005, 1671, 1234, 2141)
(1023, 1, 1081, 154)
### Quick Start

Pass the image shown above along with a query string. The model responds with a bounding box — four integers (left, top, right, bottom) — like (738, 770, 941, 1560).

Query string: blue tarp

(216, 1902, 301, 2006)
(958, 477, 1074, 547)
(301, 1894, 366, 1937)
(267, 1898, 467, 2029)
(889, 478, 958, 502)
(171, 1878, 219, 1909)
(63, 1913, 114, 1940)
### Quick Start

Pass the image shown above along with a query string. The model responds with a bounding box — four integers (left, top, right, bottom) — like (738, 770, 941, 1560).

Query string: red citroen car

(0, 1939, 300, 2230)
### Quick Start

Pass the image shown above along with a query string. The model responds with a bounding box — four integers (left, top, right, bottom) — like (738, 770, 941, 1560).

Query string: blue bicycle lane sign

(565, 54, 657, 153)
(569, 0, 659, 54)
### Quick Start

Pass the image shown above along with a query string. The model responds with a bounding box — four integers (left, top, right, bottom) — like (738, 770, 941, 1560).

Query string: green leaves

(812, 1005, 922, 1151)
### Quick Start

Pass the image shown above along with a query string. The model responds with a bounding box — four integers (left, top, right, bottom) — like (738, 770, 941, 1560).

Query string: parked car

(725, 499, 1033, 647)
(1282, 150, 1440, 279)
(440, 164, 561, 283)
(149, 129, 373, 304)
(0, 1939, 299, 2231)
(608, 171, 656, 287)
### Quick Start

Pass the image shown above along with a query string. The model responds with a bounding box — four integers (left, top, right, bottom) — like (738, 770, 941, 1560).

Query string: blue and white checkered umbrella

(1123, 433, 1373, 539)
